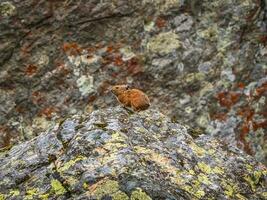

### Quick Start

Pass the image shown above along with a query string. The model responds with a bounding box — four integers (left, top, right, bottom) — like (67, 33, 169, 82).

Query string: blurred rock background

(0, 0, 266, 165)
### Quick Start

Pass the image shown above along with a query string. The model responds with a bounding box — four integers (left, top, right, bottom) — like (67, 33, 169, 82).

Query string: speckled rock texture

(0, 107, 266, 200)
(0, 1, 266, 165)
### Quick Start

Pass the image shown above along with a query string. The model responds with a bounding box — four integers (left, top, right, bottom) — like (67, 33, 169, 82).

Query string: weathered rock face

(0, 107, 266, 200)
(0, 1, 266, 165)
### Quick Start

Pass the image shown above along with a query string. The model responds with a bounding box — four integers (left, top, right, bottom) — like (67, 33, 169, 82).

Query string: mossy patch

(50, 179, 66, 195)
(130, 189, 152, 200)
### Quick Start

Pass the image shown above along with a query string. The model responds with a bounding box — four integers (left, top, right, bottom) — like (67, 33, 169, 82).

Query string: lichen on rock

(0, 2, 16, 17)
(146, 32, 181, 55)
(0, 107, 266, 199)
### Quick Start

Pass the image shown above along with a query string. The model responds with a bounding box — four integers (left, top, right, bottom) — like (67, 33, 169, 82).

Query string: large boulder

(0, 0, 266, 164)
(0, 107, 266, 199)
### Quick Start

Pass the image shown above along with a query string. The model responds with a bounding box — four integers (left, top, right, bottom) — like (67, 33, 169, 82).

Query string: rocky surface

(0, 107, 266, 200)
(0, 0, 266, 165)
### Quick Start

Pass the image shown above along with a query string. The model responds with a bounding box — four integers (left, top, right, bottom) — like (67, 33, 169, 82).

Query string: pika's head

(111, 84, 130, 96)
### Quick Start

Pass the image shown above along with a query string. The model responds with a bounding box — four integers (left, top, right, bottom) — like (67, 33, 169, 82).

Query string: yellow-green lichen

(261, 192, 267, 199)
(58, 156, 86, 172)
(112, 191, 129, 200)
(24, 188, 39, 200)
(197, 25, 219, 42)
(221, 180, 239, 198)
(188, 169, 195, 175)
(224, 184, 235, 197)
(236, 193, 247, 200)
(50, 179, 66, 195)
(197, 173, 212, 185)
(0, 193, 5, 200)
(93, 179, 120, 199)
(130, 189, 152, 200)
(197, 162, 212, 174)
(243, 170, 266, 192)
(0, 2, 16, 17)
(212, 166, 224, 175)
(190, 142, 206, 157)
(134, 146, 177, 176)
(192, 179, 201, 189)
(39, 193, 49, 200)
(83, 182, 88, 189)
(147, 32, 181, 55)
(185, 73, 205, 84)
(9, 190, 19, 197)
(102, 131, 127, 150)
(181, 185, 205, 199)
(253, 170, 265, 184)
(207, 149, 215, 155)
(197, 162, 224, 175)
(195, 190, 205, 199)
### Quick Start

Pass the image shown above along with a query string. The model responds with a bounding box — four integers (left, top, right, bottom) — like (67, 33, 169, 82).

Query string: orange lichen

(156, 17, 166, 28)
(252, 120, 267, 131)
(255, 81, 267, 97)
(258, 34, 267, 45)
(236, 82, 245, 89)
(62, 42, 82, 56)
(215, 91, 241, 109)
(237, 107, 255, 122)
(31, 91, 44, 105)
(113, 55, 124, 66)
(39, 107, 58, 119)
(0, 126, 11, 148)
(211, 112, 228, 121)
(25, 64, 38, 76)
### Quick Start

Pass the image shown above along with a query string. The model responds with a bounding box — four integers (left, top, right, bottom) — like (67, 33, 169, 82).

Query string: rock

(0, 107, 266, 199)
(0, 0, 266, 166)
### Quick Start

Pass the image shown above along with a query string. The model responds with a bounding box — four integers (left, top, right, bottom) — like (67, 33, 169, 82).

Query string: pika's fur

(111, 85, 150, 112)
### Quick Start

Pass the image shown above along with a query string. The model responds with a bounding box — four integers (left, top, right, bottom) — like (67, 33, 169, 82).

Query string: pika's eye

(126, 85, 130, 90)
(115, 86, 119, 89)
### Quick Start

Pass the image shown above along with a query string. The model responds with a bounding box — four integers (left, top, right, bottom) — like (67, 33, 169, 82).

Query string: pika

(111, 85, 150, 112)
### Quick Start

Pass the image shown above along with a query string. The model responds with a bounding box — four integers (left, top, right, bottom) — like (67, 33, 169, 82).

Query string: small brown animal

(111, 85, 150, 112)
